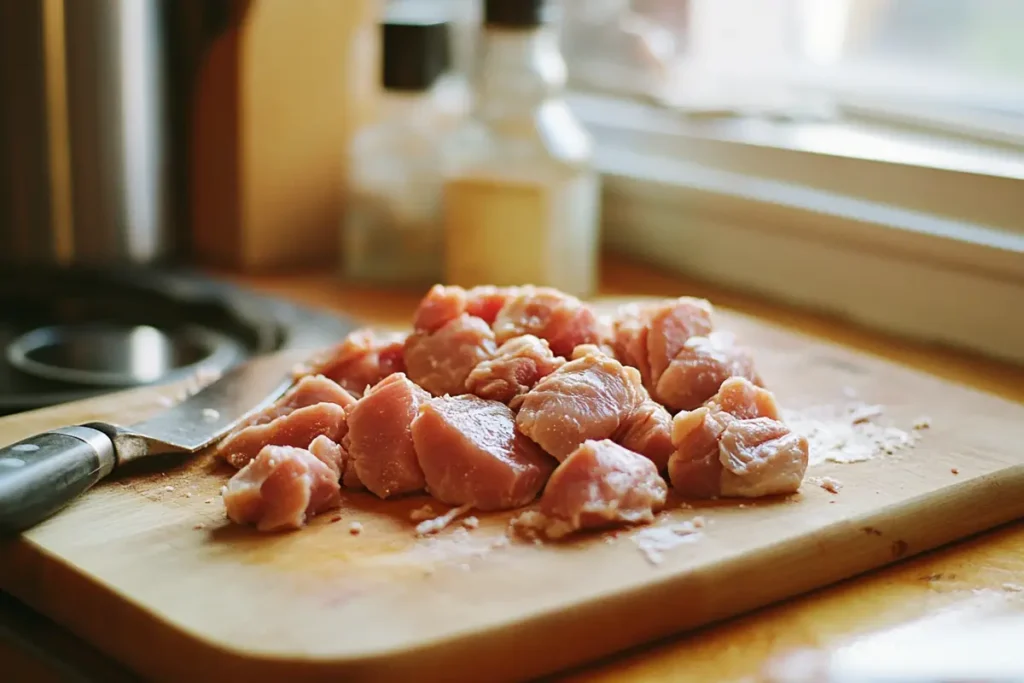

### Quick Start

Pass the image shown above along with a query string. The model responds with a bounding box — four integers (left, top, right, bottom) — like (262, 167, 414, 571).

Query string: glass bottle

(340, 11, 452, 285)
(441, 0, 601, 298)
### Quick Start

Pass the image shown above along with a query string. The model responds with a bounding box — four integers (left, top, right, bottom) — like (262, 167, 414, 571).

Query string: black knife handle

(0, 426, 116, 534)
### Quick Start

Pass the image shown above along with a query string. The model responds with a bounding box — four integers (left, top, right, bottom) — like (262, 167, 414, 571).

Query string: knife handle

(0, 426, 116, 534)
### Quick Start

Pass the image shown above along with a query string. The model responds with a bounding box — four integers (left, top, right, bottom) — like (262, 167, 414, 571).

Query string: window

(564, 0, 1024, 142)
(558, 0, 1024, 365)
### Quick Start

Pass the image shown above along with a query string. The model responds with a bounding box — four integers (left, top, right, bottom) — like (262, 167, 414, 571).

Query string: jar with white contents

(340, 12, 453, 286)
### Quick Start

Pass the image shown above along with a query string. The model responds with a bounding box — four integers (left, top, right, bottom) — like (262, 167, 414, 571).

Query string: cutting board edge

(5, 464, 1024, 683)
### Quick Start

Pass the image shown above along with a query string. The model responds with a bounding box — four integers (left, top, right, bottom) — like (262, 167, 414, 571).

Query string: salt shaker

(340, 11, 452, 285)
(441, 0, 601, 298)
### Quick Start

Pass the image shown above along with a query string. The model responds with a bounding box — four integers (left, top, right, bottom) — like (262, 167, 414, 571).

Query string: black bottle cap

(382, 17, 450, 91)
(484, 0, 549, 28)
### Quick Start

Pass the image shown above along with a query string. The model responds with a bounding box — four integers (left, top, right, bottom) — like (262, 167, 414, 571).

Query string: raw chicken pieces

(464, 285, 518, 325)
(237, 374, 356, 427)
(307, 434, 344, 478)
(222, 442, 342, 532)
(645, 297, 714, 386)
(405, 285, 610, 399)
(716, 419, 807, 497)
(668, 377, 808, 498)
(655, 332, 762, 413)
(412, 284, 607, 364)
(309, 433, 361, 490)
(213, 281, 811, 538)
(707, 373, 781, 419)
(405, 314, 498, 397)
(464, 335, 565, 406)
(532, 439, 668, 538)
(411, 284, 519, 332)
(215, 375, 355, 469)
(411, 395, 554, 510)
(412, 285, 471, 333)
(614, 399, 675, 472)
(492, 286, 606, 358)
(343, 373, 430, 499)
(296, 329, 406, 398)
(611, 303, 656, 385)
(516, 346, 646, 461)
(612, 297, 761, 411)
(216, 404, 348, 470)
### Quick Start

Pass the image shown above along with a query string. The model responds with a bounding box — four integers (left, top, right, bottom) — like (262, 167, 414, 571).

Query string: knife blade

(0, 350, 307, 534)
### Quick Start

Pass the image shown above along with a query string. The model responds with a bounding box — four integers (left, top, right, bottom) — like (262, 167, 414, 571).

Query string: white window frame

(566, 91, 1024, 366)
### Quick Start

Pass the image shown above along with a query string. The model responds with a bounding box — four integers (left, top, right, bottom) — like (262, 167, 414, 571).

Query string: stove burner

(0, 266, 357, 414)
(6, 323, 245, 388)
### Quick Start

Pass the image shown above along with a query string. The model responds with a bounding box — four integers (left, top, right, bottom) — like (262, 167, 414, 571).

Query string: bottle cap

(381, 15, 450, 91)
(484, 0, 550, 28)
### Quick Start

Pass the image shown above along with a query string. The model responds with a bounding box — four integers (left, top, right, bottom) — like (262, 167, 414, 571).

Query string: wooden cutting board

(1, 300, 1023, 683)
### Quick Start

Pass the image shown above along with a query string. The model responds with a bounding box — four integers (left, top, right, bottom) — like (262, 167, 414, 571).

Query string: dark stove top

(0, 266, 356, 415)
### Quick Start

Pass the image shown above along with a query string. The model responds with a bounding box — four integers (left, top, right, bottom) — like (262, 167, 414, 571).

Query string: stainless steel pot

(0, 0, 230, 267)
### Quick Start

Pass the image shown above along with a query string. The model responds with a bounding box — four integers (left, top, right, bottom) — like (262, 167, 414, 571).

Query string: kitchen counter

(4, 255, 1024, 682)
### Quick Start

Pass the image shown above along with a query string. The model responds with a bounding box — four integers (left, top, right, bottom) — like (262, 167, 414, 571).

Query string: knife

(0, 351, 305, 534)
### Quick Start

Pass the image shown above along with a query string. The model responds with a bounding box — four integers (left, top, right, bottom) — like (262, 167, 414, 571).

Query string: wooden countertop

(6, 255, 1024, 682)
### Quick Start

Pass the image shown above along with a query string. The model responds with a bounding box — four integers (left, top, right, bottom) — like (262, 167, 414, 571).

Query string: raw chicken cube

(233, 374, 356, 429)
(464, 335, 565, 406)
(535, 439, 668, 539)
(215, 402, 348, 470)
(611, 303, 656, 386)
(611, 297, 762, 412)
(516, 347, 646, 460)
(645, 297, 714, 386)
(295, 328, 407, 398)
(413, 285, 469, 333)
(707, 372, 780, 420)
(614, 399, 675, 472)
(668, 377, 808, 498)
(665, 408, 731, 498)
(343, 373, 429, 499)
(404, 314, 498, 397)
(306, 434, 363, 489)
(655, 331, 762, 412)
(718, 417, 808, 497)
(411, 284, 519, 333)
(306, 434, 343, 478)
(282, 373, 357, 409)
(465, 285, 519, 325)
(223, 444, 342, 532)
(214, 374, 354, 469)
(492, 286, 605, 358)
(411, 395, 554, 510)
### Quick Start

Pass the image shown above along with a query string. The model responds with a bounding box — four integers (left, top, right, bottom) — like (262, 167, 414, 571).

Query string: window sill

(569, 92, 1024, 366)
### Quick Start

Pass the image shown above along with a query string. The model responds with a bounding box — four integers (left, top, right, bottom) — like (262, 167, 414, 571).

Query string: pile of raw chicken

(217, 285, 809, 538)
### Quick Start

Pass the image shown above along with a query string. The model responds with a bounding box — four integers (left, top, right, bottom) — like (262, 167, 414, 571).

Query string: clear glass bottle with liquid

(441, 0, 601, 298)
(340, 11, 453, 285)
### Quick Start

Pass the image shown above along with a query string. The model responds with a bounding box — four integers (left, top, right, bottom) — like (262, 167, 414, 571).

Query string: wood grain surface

(2, 281, 1023, 683)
